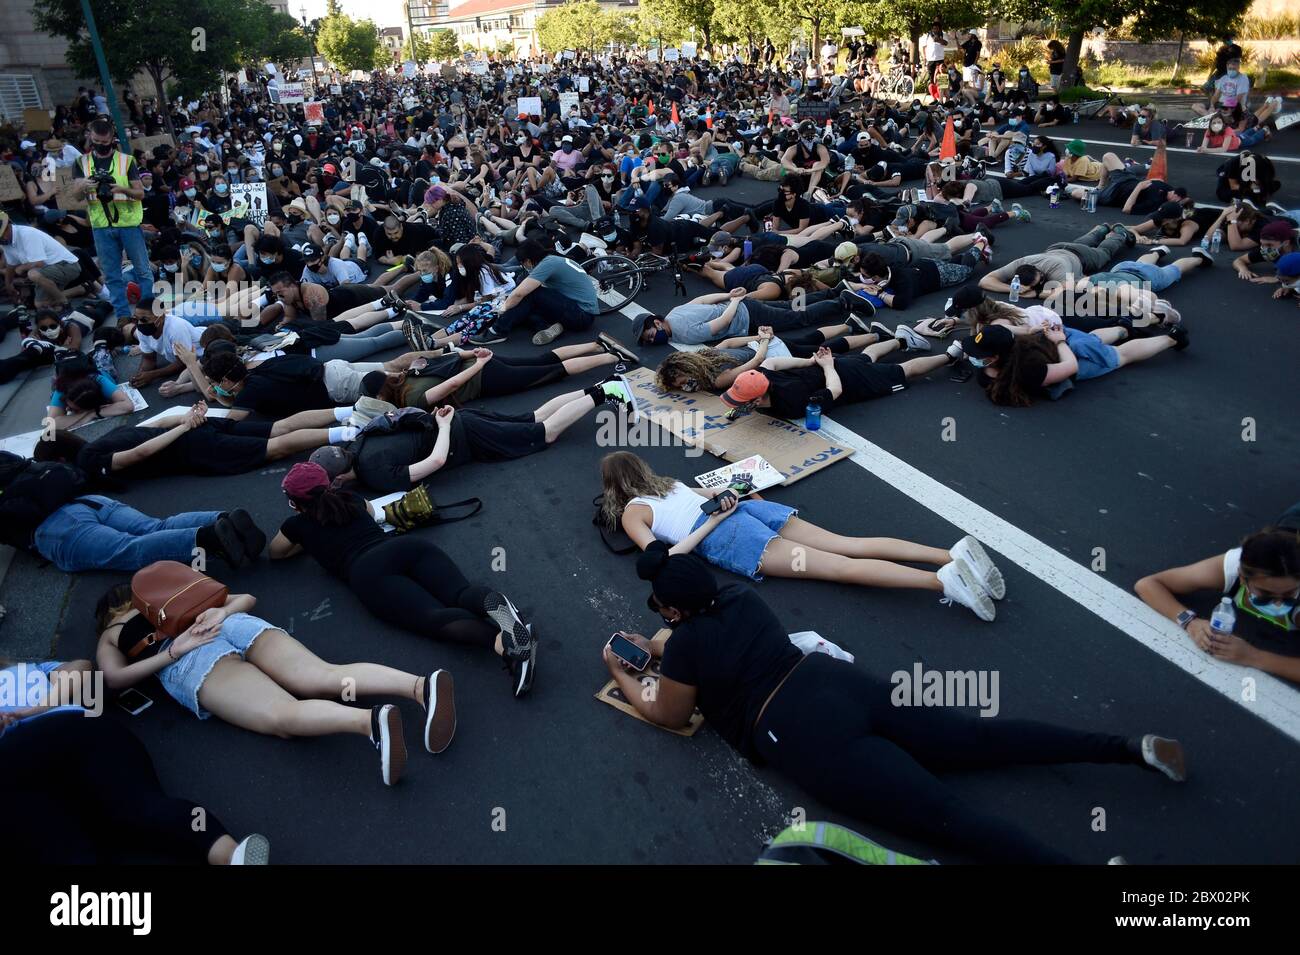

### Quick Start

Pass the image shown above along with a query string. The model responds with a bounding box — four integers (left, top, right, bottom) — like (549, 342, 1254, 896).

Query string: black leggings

(477, 351, 568, 398)
(753, 653, 1143, 863)
(780, 327, 856, 357)
(997, 173, 1056, 199)
(348, 537, 497, 647)
(0, 711, 229, 863)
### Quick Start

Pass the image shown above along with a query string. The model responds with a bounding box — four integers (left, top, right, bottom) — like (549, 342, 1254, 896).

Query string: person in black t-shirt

(31, 400, 344, 483)
(605, 548, 1190, 863)
(271, 462, 537, 698)
(373, 216, 438, 266)
(719, 346, 954, 419)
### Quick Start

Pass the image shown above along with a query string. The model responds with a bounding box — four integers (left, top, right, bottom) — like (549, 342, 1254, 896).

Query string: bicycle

(879, 63, 920, 101)
(1072, 86, 1128, 120)
(582, 251, 688, 315)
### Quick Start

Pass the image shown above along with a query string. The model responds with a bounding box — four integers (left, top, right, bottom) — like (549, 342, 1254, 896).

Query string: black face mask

(92, 141, 114, 156)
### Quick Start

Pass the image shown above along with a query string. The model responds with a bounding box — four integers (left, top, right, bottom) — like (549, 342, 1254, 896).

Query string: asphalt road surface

(2, 118, 1297, 864)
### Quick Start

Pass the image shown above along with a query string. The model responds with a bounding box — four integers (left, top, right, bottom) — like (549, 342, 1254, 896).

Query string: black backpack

(0, 451, 89, 548)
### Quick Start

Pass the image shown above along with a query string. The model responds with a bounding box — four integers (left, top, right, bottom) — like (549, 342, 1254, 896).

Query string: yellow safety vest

(78, 151, 143, 229)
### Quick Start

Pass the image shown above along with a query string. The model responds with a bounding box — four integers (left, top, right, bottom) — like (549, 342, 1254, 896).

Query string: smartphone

(607, 632, 651, 672)
(116, 688, 153, 716)
(701, 474, 754, 514)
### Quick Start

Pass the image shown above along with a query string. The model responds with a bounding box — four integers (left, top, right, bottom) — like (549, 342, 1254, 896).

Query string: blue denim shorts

(692, 500, 797, 580)
(1064, 328, 1121, 381)
(158, 613, 276, 719)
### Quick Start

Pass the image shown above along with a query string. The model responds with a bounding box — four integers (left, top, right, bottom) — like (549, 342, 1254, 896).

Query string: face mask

(954, 120, 963, 129)
(184, 188, 197, 199)
(1261, 245, 1282, 261)
(260, 255, 277, 265)
(457, 266, 467, 277)
(190, 255, 203, 268)
(1227, 69, 1239, 78)
(214, 183, 227, 195)
(212, 262, 227, 273)
(1009, 118, 1020, 127)
(272, 166, 284, 177)
(39, 326, 61, 340)
(680, 378, 699, 392)
(516, 137, 527, 145)
(213, 383, 233, 398)
(92, 141, 113, 155)
(420, 272, 435, 284)
(273, 143, 283, 152)
(196, 165, 208, 173)
(1248, 593, 1295, 617)
(163, 263, 179, 273)
(967, 355, 989, 368)
(1211, 124, 1224, 133)
(227, 167, 237, 175)
(652, 328, 668, 345)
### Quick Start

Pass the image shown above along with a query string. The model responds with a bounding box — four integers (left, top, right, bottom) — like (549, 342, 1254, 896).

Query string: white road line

(1065, 134, 1300, 164)
(814, 416, 1300, 743)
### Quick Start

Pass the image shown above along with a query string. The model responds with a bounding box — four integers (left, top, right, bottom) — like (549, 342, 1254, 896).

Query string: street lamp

(301, 5, 318, 74)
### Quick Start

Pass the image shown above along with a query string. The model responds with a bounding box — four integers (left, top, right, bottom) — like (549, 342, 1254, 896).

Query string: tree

(536, 1, 612, 54)
(428, 28, 461, 61)
(857, 0, 991, 60)
(33, 0, 266, 139)
(239, 6, 312, 68)
(402, 32, 435, 64)
(316, 9, 383, 73)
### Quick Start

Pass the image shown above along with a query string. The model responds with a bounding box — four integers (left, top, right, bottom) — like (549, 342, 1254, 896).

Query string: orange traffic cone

(671, 102, 680, 125)
(705, 109, 713, 129)
(767, 106, 775, 125)
(648, 99, 656, 116)
(1147, 142, 1167, 181)
(939, 115, 957, 162)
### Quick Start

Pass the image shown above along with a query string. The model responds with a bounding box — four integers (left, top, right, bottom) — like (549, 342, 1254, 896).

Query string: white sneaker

(949, 535, 1006, 600)
(1140, 734, 1186, 781)
(937, 557, 996, 621)
(344, 233, 357, 252)
(230, 833, 271, 865)
(894, 324, 931, 352)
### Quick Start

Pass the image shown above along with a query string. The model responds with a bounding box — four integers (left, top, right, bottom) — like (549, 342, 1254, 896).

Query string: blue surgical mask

(212, 262, 227, 273)
(213, 383, 233, 398)
(190, 255, 203, 268)
(967, 355, 989, 368)
(184, 188, 197, 198)
(420, 272, 435, 284)
(215, 183, 228, 195)
(260, 255, 276, 265)
(1248, 591, 1297, 617)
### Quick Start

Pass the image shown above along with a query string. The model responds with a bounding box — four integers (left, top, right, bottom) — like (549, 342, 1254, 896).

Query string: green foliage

(537, 1, 614, 53)
(428, 29, 461, 61)
(1239, 15, 1299, 41)
(992, 37, 1046, 70)
(1056, 84, 1102, 102)
(317, 10, 383, 72)
(402, 32, 435, 64)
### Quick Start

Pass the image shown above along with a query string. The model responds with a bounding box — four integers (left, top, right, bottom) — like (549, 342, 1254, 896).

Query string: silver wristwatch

(1176, 609, 1197, 630)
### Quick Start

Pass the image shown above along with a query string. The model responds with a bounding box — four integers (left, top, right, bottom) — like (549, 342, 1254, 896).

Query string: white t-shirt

(1214, 72, 1251, 108)
(477, 267, 516, 301)
(1223, 547, 1242, 591)
(138, 313, 204, 364)
(1019, 305, 1064, 330)
(1, 224, 79, 268)
(629, 482, 704, 545)
(925, 36, 946, 62)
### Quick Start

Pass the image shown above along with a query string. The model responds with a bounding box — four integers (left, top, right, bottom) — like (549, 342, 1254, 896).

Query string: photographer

(75, 119, 150, 323)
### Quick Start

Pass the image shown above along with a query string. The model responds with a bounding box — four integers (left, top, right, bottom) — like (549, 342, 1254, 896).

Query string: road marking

(813, 416, 1300, 743)
(1065, 135, 1300, 164)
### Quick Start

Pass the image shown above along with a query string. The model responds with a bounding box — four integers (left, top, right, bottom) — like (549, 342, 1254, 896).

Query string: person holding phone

(598, 451, 1004, 621)
(603, 551, 1188, 864)
(93, 582, 455, 786)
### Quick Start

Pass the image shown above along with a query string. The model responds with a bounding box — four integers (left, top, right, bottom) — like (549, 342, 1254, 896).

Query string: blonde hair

(599, 451, 677, 530)
(967, 297, 1029, 329)
(415, 247, 452, 277)
(655, 349, 739, 391)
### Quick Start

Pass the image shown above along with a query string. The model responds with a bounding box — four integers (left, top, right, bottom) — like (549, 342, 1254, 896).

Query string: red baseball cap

(721, 370, 770, 408)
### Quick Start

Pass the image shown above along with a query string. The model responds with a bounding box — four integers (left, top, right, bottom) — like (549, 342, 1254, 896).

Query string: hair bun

(636, 541, 670, 581)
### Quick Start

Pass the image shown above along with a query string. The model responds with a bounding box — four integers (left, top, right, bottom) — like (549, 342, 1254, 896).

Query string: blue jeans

(1237, 127, 1268, 148)
(493, 285, 595, 335)
(33, 496, 220, 573)
(92, 226, 153, 319)
(172, 300, 225, 326)
(1112, 260, 1181, 292)
(617, 180, 664, 211)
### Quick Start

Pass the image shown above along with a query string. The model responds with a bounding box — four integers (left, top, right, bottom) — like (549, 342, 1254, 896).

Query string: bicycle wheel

(583, 254, 643, 315)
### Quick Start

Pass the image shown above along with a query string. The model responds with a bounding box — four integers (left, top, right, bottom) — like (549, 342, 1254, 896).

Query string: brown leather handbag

(127, 561, 228, 659)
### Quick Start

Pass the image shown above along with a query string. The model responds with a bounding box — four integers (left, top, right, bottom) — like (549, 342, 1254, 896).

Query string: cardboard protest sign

(562, 50, 576, 61)
(595, 641, 704, 737)
(54, 166, 87, 211)
(330, 83, 343, 95)
(402, 61, 417, 78)
(129, 134, 175, 157)
(23, 108, 52, 134)
(303, 101, 325, 124)
(0, 165, 23, 202)
(278, 82, 305, 104)
(516, 96, 542, 118)
(622, 367, 851, 485)
(664, 48, 681, 62)
(558, 91, 580, 114)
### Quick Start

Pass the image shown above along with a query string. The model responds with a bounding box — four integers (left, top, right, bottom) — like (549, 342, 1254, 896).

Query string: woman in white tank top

(599, 451, 1007, 622)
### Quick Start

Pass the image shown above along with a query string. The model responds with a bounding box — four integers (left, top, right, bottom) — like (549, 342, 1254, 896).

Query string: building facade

(419, 0, 637, 59)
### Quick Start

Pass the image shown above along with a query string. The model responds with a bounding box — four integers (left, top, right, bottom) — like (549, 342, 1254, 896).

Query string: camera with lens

(90, 169, 117, 203)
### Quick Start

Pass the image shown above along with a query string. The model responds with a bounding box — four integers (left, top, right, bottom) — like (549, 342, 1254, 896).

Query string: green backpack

(756, 821, 935, 866)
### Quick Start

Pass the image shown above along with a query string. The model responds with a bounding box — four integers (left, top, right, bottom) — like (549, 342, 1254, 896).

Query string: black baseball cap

(944, 286, 985, 316)
(961, 324, 1014, 359)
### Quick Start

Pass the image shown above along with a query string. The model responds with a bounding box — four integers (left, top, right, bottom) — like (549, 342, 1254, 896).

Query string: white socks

(333, 406, 352, 422)
(329, 426, 359, 444)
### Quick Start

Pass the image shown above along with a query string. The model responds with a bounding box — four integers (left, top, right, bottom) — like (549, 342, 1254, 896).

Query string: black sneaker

(1167, 324, 1190, 351)
(403, 315, 430, 351)
(467, 327, 507, 345)
(380, 288, 403, 310)
(484, 591, 531, 658)
(207, 516, 248, 569)
(506, 624, 536, 698)
(402, 254, 416, 273)
(370, 704, 407, 786)
(845, 313, 871, 335)
(1147, 244, 1171, 262)
(226, 508, 267, 561)
(596, 332, 640, 366)
(421, 670, 456, 754)
(1191, 247, 1214, 268)
(838, 290, 875, 317)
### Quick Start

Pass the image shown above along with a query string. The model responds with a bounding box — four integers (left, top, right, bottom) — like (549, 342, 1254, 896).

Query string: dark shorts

(462, 410, 548, 462)
(843, 359, 908, 400)
(180, 418, 275, 474)
(326, 284, 385, 319)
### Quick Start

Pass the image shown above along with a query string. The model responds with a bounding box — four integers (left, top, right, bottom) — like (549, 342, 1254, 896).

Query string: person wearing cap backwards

(300, 242, 366, 290)
(606, 542, 1188, 862)
(598, 449, 1003, 621)
(270, 459, 538, 698)
(72, 118, 150, 324)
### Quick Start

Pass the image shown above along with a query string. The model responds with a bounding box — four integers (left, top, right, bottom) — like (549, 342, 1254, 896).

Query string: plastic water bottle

(1047, 185, 1060, 209)
(1185, 127, 1194, 148)
(1072, 112, 1079, 125)
(1086, 189, 1097, 213)
(742, 238, 753, 259)
(804, 401, 822, 431)
(1210, 229, 1222, 254)
(1009, 275, 1021, 303)
(1200, 235, 1211, 252)
(1210, 597, 1236, 636)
